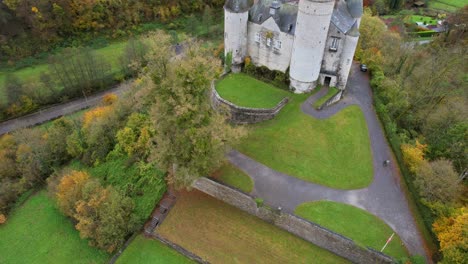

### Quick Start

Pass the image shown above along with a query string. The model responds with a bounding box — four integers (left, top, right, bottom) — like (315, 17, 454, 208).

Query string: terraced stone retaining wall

(210, 80, 289, 124)
(193, 177, 395, 264)
(323, 89, 344, 108)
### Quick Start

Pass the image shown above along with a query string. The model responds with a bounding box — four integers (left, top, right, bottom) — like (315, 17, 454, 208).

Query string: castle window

(274, 40, 282, 50)
(329, 37, 339, 52)
(266, 38, 272, 47)
(255, 33, 261, 43)
(288, 24, 293, 32)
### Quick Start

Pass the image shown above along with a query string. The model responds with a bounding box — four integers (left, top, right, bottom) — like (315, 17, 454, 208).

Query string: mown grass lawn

(215, 73, 290, 108)
(238, 94, 373, 189)
(433, 0, 466, 8)
(0, 191, 109, 264)
(428, 0, 464, 12)
(115, 235, 193, 264)
(157, 190, 349, 264)
(295, 201, 409, 260)
(409, 15, 438, 26)
(211, 163, 254, 193)
(313, 86, 339, 109)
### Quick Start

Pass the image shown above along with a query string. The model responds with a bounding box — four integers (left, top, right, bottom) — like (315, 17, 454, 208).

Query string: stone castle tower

(224, 0, 363, 93)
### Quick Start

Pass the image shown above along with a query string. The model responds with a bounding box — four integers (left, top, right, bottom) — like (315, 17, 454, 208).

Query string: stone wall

(211, 80, 289, 124)
(193, 177, 395, 264)
(324, 89, 344, 108)
(247, 19, 294, 73)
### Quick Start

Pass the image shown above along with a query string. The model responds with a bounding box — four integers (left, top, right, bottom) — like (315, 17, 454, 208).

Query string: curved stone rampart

(211, 80, 289, 124)
(193, 177, 396, 264)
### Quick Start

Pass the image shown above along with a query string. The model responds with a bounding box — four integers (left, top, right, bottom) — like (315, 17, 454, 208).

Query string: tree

(414, 159, 462, 206)
(44, 117, 75, 166)
(0, 134, 19, 180)
(433, 208, 468, 264)
(401, 140, 427, 174)
(185, 15, 199, 35)
(145, 31, 174, 84)
(423, 101, 468, 171)
(120, 37, 148, 76)
(115, 113, 154, 159)
(356, 10, 386, 68)
(4, 74, 23, 105)
(55, 170, 90, 217)
(52, 171, 137, 253)
(202, 5, 214, 35)
(49, 47, 111, 97)
(149, 42, 245, 188)
(72, 178, 136, 253)
(13, 128, 51, 185)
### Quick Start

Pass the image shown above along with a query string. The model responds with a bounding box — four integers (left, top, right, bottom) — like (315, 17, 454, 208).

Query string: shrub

(102, 93, 118, 105)
(0, 214, 6, 224)
(255, 197, 264, 207)
(225, 51, 232, 72)
(242, 63, 290, 90)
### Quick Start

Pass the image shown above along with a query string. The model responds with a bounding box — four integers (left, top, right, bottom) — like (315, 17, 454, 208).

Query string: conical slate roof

(347, 21, 360, 37)
(225, 0, 252, 13)
(346, 0, 363, 18)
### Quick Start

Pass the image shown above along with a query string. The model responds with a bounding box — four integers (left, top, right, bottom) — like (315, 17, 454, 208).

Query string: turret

(289, 0, 335, 93)
(224, 0, 251, 73)
(337, 0, 363, 89)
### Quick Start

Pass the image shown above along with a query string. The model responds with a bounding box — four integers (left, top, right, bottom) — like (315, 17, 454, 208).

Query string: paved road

(0, 81, 132, 135)
(228, 63, 428, 259)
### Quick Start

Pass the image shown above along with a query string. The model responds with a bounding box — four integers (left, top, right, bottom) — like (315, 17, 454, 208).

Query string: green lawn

(433, 0, 466, 8)
(211, 163, 254, 193)
(157, 190, 349, 264)
(295, 201, 409, 260)
(0, 191, 109, 264)
(215, 73, 289, 108)
(313, 86, 339, 109)
(115, 235, 193, 264)
(238, 94, 373, 189)
(409, 15, 438, 26)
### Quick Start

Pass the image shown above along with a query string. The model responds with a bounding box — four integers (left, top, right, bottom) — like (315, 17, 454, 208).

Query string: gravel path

(0, 81, 132, 135)
(229, 63, 428, 259)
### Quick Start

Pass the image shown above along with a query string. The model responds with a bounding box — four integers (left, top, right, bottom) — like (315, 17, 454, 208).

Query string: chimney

(269, 0, 281, 23)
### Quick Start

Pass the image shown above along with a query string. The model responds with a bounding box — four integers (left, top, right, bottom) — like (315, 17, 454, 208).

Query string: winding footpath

(228, 63, 429, 259)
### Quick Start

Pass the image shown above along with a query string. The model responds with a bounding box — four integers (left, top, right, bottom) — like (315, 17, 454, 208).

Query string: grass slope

(429, 0, 464, 11)
(157, 190, 349, 264)
(238, 94, 373, 189)
(116, 235, 193, 264)
(295, 201, 409, 259)
(216, 73, 289, 108)
(211, 163, 254, 193)
(313, 86, 339, 109)
(0, 191, 109, 264)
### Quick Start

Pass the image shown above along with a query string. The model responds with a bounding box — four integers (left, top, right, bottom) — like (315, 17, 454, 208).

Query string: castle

(224, 0, 363, 93)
